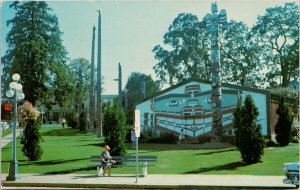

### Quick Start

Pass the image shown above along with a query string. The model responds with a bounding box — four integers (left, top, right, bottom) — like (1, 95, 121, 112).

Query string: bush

(147, 132, 178, 144)
(233, 100, 243, 148)
(223, 136, 236, 145)
(78, 111, 88, 131)
(275, 97, 294, 146)
(21, 119, 43, 161)
(65, 111, 79, 129)
(235, 96, 265, 164)
(140, 127, 157, 142)
(266, 140, 277, 147)
(103, 105, 127, 156)
(197, 136, 212, 144)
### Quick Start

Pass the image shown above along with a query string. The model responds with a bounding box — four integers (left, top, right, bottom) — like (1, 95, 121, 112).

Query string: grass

(1, 128, 12, 137)
(1, 127, 298, 175)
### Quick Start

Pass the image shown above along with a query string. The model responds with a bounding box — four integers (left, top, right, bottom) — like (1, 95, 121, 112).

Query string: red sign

(3, 103, 12, 111)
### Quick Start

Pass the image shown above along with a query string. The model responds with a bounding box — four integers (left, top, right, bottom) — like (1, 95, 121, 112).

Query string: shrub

(233, 100, 242, 148)
(21, 119, 43, 161)
(78, 111, 88, 131)
(147, 132, 178, 144)
(103, 105, 127, 156)
(223, 136, 236, 145)
(236, 96, 265, 164)
(275, 97, 294, 146)
(197, 136, 212, 144)
(265, 139, 277, 147)
(65, 111, 79, 129)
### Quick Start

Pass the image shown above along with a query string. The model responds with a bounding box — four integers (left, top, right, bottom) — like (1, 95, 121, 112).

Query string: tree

(233, 99, 242, 148)
(236, 96, 265, 163)
(78, 111, 88, 132)
(2, 1, 69, 108)
(275, 97, 294, 146)
(103, 104, 127, 156)
(252, 2, 299, 87)
(153, 13, 211, 85)
(220, 20, 266, 88)
(124, 72, 161, 124)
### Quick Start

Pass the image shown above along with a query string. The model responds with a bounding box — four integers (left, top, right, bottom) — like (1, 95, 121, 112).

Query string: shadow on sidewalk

(184, 161, 251, 174)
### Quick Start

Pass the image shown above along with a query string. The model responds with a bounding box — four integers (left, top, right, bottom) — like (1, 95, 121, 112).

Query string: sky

(0, 0, 296, 95)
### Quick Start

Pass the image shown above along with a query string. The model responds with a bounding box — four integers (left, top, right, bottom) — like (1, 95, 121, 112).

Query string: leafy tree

(78, 111, 88, 132)
(252, 2, 299, 87)
(65, 111, 79, 129)
(221, 20, 265, 87)
(21, 119, 43, 161)
(236, 96, 265, 163)
(153, 13, 210, 85)
(103, 104, 127, 156)
(275, 97, 294, 146)
(124, 72, 161, 124)
(2, 1, 70, 108)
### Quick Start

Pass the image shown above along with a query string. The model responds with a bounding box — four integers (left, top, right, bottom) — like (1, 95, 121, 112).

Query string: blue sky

(0, 0, 293, 94)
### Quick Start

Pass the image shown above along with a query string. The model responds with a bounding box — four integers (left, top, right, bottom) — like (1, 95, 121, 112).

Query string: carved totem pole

(204, 3, 227, 142)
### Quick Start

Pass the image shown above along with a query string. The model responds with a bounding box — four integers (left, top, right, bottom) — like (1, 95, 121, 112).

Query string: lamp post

(40, 109, 45, 127)
(6, 73, 25, 181)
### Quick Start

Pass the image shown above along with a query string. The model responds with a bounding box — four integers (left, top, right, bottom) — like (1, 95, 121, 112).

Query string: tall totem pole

(89, 26, 96, 131)
(204, 3, 227, 142)
(96, 10, 102, 138)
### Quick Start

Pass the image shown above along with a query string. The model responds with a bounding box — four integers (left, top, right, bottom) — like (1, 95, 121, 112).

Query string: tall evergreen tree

(275, 97, 294, 146)
(233, 99, 242, 148)
(20, 119, 43, 161)
(237, 96, 265, 163)
(103, 104, 127, 156)
(3, 1, 70, 108)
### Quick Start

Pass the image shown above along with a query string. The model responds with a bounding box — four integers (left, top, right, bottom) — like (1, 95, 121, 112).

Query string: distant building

(136, 78, 271, 140)
(102, 94, 117, 105)
(289, 80, 299, 90)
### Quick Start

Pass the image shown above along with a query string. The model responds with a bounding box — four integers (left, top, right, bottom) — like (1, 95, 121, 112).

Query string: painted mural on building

(136, 80, 270, 140)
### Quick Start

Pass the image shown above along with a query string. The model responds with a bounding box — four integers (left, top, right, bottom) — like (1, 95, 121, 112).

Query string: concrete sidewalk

(1, 129, 22, 148)
(1, 174, 296, 189)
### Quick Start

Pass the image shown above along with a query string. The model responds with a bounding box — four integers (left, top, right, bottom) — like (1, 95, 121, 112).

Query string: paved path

(1, 129, 22, 148)
(1, 174, 296, 189)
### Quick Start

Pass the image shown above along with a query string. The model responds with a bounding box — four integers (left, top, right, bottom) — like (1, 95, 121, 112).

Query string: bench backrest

(91, 155, 157, 162)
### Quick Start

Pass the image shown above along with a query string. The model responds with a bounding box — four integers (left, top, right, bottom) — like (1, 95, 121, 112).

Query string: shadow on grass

(45, 166, 95, 174)
(82, 142, 105, 147)
(19, 158, 89, 166)
(42, 128, 87, 136)
(184, 161, 250, 174)
(193, 148, 237, 156)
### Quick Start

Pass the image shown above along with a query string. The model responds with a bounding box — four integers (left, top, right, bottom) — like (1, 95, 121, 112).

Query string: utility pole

(89, 26, 96, 131)
(204, 2, 227, 142)
(96, 10, 102, 138)
(141, 80, 146, 99)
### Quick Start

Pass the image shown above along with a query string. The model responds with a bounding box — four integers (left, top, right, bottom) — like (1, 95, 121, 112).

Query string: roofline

(138, 78, 270, 104)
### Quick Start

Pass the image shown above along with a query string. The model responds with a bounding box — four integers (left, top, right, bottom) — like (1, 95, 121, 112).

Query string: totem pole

(204, 2, 227, 142)
(96, 10, 102, 138)
(89, 26, 95, 131)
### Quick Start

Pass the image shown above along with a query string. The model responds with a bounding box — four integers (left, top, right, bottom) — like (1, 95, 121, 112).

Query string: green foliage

(20, 119, 43, 161)
(233, 100, 242, 148)
(275, 97, 294, 146)
(146, 132, 178, 144)
(124, 72, 160, 124)
(252, 2, 299, 87)
(197, 136, 212, 144)
(235, 96, 265, 163)
(65, 111, 79, 129)
(103, 105, 127, 156)
(153, 13, 211, 85)
(3, 1, 72, 107)
(221, 20, 265, 87)
(78, 111, 88, 132)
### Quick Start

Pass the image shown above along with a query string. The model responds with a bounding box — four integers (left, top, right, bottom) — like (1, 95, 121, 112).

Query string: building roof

(139, 78, 270, 104)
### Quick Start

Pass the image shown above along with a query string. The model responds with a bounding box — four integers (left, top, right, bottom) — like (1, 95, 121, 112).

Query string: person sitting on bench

(100, 145, 116, 177)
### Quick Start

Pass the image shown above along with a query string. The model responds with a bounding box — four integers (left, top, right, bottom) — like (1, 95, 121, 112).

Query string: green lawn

(1, 127, 298, 175)
(1, 128, 12, 137)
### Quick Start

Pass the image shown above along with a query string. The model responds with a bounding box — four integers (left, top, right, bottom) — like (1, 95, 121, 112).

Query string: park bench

(90, 155, 157, 177)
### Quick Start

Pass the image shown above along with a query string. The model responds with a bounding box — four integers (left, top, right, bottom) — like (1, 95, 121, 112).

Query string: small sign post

(134, 110, 140, 183)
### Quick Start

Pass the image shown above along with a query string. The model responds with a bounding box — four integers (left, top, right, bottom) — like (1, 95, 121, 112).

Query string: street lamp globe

(9, 82, 17, 89)
(6, 89, 14, 98)
(12, 73, 20, 81)
(17, 93, 25, 100)
(16, 83, 23, 90)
